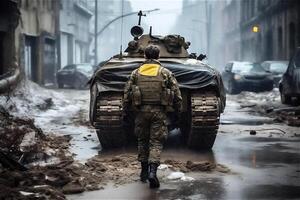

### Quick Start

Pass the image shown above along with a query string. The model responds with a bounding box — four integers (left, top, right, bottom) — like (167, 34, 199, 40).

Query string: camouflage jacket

(123, 59, 182, 113)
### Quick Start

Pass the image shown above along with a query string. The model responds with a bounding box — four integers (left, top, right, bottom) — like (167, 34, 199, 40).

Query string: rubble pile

(232, 90, 300, 127)
(0, 105, 44, 154)
(0, 105, 74, 199)
(0, 105, 72, 165)
(0, 80, 63, 118)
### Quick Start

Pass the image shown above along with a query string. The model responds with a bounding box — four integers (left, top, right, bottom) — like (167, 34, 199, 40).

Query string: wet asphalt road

(45, 89, 300, 200)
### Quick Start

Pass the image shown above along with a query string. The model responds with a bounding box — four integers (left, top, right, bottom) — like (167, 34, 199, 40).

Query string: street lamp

(94, 8, 160, 64)
(252, 25, 259, 33)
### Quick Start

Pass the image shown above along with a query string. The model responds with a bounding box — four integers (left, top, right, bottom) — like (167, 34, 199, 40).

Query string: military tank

(89, 13, 226, 149)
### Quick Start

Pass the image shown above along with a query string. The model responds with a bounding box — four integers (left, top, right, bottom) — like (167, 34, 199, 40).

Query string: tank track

(187, 92, 220, 149)
(94, 93, 126, 148)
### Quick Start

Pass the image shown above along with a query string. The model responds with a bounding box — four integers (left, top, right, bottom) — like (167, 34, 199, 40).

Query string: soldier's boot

(148, 163, 160, 188)
(140, 162, 148, 183)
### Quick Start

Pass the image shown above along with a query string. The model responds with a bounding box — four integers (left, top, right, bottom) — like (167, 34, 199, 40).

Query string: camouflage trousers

(134, 110, 168, 164)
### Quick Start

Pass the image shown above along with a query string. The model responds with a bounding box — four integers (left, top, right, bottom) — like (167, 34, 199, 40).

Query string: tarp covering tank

(91, 58, 226, 112)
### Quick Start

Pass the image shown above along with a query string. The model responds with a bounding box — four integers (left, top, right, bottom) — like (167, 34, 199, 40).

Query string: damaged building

(19, 0, 59, 86)
(1, 0, 93, 89)
(0, 0, 20, 93)
(223, 0, 300, 62)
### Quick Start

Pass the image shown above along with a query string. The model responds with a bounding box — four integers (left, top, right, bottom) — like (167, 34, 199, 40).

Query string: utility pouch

(161, 88, 168, 106)
(161, 88, 174, 106)
(168, 90, 174, 106)
(132, 85, 141, 106)
(165, 89, 174, 106)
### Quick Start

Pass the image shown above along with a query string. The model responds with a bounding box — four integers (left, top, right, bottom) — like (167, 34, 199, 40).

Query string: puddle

(238, 137, 300, 143)
(220, 118, 274, 125)
(242, 184, 300, 199)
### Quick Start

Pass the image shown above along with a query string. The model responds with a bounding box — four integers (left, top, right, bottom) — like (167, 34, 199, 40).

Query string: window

(278, 26, 283, 57)
(289, 22, 296, 54)
(63, 65, 75, 70)
(76, 64, 93, 74)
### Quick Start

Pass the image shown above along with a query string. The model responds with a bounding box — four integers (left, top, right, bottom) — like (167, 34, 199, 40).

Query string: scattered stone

(164, 159, 188, 172)
(250, 130, 257, 135)
(36, 98, 53, 110)
(186, 160, 216, 171)
(240, 103, 257, 108)
(216, 164, 231, 173)
(62, 180, 85, 194)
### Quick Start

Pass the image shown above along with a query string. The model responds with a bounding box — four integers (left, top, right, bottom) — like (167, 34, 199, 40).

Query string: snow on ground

(0, 80, 98, 161)
(226, 88, 281, 108)
(0, 80, 66, 118)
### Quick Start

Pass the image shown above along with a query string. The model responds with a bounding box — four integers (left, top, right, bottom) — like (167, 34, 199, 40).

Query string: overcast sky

(129, 0, 183, 35)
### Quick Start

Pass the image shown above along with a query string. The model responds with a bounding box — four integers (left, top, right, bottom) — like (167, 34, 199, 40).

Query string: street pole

(94, 0, 98, 65)
(96, 9, 159, 38)
(206, 1, 212, 56)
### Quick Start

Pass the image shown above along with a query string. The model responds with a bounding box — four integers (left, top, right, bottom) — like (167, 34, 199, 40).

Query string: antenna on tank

(119, 45, 123, 59)
(137, 10, 146, 25)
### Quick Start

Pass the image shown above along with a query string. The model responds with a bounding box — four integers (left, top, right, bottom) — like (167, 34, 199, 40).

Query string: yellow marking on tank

(138, 64, 160, 76)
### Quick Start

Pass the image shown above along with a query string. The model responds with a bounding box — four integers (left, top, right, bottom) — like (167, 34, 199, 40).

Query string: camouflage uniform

(123, 59, 182, 164)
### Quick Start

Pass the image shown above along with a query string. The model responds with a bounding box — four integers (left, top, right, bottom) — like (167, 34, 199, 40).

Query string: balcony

(74, 0, 93, 18)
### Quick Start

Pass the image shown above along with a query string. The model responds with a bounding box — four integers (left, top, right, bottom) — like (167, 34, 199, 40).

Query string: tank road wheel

(187, 92, 220, 150)
(94, 94, 127, 148)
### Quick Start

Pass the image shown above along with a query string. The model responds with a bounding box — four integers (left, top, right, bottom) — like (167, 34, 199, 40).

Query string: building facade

(172, 0, 226, 69)
(222, 0, 300, 63)
(0, 0, 19, 77)
(172, 0, 209, 55)
(59, 0, 93, 69)
(93, 0, 135, 62)
(240, 0, 300, 62)
(0, 0, 20, 93)
(18, 0, 59, 85)
(222, 0, 242, 63)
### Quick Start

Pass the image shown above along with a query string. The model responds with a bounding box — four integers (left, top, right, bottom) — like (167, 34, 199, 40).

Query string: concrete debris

(186, 160, 216, 171)
(232, 90, 300, 127)
(163, 159, 229, 173)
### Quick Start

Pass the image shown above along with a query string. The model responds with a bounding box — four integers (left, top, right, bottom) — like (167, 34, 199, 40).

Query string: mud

(163, 159, 230, 174)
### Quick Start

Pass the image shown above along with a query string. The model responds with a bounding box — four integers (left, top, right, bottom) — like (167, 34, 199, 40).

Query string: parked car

(56, 63, 93, 89)
(261, 60, 288, 87)
(279, 47, 300, 104)
(222, 61, 274, 94)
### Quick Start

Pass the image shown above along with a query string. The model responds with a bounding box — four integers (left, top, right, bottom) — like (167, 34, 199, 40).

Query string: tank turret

(125, 11, 190, 58)
(125, 33, 191, 58)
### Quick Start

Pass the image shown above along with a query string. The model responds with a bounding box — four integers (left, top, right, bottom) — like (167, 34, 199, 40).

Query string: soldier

(123, 45, 182, 188)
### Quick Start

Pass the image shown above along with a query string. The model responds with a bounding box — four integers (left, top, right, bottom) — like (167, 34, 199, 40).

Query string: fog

(130, 0, 183, 35)
(95, 0, 299, 70)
